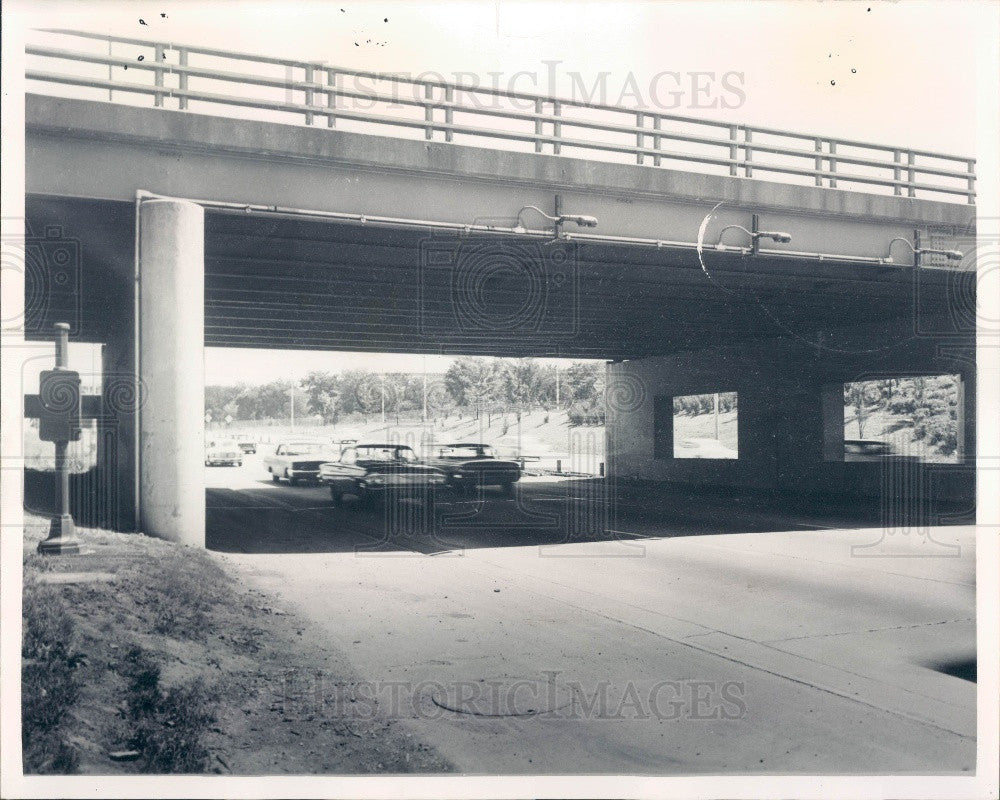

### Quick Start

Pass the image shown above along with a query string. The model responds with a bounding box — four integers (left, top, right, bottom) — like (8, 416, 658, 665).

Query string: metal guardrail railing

(26, 29, 976, 204)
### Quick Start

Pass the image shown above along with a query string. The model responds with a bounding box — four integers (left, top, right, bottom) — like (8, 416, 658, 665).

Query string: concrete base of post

(38, 515, 81, 555)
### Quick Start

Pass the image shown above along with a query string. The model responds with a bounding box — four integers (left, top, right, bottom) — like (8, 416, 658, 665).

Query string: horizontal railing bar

(25, 52, 975, 183)
(33, 30, 976, 166)
(27, 69, 975, 198)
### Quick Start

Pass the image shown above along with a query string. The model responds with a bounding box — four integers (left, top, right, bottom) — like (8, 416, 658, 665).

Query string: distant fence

(26, 29, 976, 204)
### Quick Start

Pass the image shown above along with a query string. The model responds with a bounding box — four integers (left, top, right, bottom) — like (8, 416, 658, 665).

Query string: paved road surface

(206, 455, 976, 774)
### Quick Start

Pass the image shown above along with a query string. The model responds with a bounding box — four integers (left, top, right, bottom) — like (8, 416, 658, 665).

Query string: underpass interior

(25, 194, 976, 547)
(198, 209, 975, 554)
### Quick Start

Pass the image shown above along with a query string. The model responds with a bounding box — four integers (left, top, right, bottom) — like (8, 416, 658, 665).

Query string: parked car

(237, 438, 257, 454)
(263, 440, 336, 484)
(843, 439, 918, 462)
(424, 442, 522, 495)
(319, 443, 446, 508)
(205, 439, 242, 467)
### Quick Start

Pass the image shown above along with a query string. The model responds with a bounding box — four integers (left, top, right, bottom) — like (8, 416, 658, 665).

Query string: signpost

(37, 323, 82, 555)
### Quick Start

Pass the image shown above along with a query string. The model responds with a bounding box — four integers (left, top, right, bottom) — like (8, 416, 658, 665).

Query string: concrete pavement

(206, 457, 976, 774)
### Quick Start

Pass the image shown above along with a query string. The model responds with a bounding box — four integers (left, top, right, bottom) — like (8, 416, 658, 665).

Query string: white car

(263, 440, 337, 484)
(205, 438, 242, 467)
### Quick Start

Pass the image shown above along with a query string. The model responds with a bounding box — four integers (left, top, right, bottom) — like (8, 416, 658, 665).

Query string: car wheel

(271, 471, 280, 482)
(330, 486, 345, 505)
(237, 461, 243, 467)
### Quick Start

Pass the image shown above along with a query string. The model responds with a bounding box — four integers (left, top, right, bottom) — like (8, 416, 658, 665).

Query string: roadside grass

(21, 574, 84, 773)
(21, 515, 451, 775)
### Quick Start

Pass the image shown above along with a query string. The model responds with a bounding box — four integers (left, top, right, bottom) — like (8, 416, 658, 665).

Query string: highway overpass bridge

(16, 30, 978, 545)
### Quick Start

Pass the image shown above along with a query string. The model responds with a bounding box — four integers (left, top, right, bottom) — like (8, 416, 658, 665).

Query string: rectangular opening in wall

(840, 375, 962, 463)
(672, 392, 738, 459)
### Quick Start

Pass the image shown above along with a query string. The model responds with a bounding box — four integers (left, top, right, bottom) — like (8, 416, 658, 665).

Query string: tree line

(844, 375, 959, 456)
(205, 357, 606, 426)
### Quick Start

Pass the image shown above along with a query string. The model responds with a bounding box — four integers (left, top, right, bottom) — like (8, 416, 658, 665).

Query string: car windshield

(356, 446, 418, 462)
(285, 442, 324, 455)
(439, 446, 494, 458)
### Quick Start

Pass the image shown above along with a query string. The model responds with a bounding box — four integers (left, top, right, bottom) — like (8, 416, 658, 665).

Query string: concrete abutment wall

(606, 320, 975, 505)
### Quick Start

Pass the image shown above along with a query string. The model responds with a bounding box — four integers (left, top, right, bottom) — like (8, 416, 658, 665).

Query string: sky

(12, 1, 990, 384)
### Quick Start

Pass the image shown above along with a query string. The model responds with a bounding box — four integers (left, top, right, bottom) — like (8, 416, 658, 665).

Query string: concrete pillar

(138, 199, 204, 546)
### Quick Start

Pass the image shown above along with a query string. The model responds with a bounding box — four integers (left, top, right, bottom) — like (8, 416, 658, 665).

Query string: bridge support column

(138, 199, 205, 546)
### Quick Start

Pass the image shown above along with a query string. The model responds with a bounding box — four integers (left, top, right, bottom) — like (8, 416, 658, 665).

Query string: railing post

(814, 138, 824, 187)
(304, 65, 314, 125)
(729, 125, 738, 177)
(177, 47, 188, 110)
(326, 68, 337, 127)
(636, 113, 645, 165)
(907, 151, 916, 198)
(892, 149, 902, 195)
(652, 115, 662, 167)
(744, 128, 753, 178)
(534, 99, 544, 153)
(153, 44, 165, 107)
(445, 87, 454, 142)
(828, 140, 837, 188)
(967, 159, 976, 204)
(424, 84, 434, 140)
(552, 100, 562, 155)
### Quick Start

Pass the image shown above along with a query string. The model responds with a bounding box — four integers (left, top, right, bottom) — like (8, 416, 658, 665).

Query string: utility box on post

(37, 323, 82, 555)
(38, 368, 82, 443)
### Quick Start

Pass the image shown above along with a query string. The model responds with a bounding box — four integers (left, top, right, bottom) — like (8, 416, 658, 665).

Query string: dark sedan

(425, 443, 522, 496)
(318, 444, 446, 508)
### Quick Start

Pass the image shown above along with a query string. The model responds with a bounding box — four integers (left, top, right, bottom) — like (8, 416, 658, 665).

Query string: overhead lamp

(516, 204, 599, 234)
(888, 236, 964, 267)
(714, 214, 792, 254)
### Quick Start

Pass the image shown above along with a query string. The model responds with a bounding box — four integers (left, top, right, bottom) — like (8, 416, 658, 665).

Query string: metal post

(907, 152, 916, 198)
(178, 48, 189, 110)
(552, 100, 562, 155)
(107, 35, 113, 102)
(153, 44, 165, 107)
(913, 228, 922, 269)
(424, 84, 434, 140)
(729, 126, 739, 177)
(534, 99, 544, 153)
(652, 116, 662, 167)
(828, 140, 838, 188)
(38, 323, 80, 555)
(815, 139, 824, 187)
(636, 113, 644, 165)
(750, 213, 761, 256)
(445, 87, 454, 142)
(304, 65, 315, 125)
(327, 69, 337, 127)
(744, 128, 753, 178)
(892, 149, 902, 195)
(967, 159, 976, 204)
